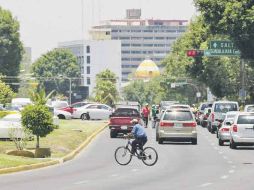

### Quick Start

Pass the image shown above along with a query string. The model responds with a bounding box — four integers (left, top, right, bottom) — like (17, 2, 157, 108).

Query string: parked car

(157, 108, 197, 144)
(51, 100, 69, 109)
(197, 102, 213, 125)
(207, 101, 239, 133)
(229, 112, 254, 149)
(72, 103, 112, 120)
(244, 104, 254, 112)
(108, 107, 142, 138)
(218, 111, 238, 146)
(0, 114, 25, 139)
(54, 109, 72, 120)
(60, 102, 93, 114)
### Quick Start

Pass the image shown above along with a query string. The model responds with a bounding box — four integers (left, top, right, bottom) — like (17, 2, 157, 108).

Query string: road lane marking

(211, 143, 215, 146)
(74, 180, 89, 185)
(213, 147, 219, 150)
(231, 165, 236, 168)
(111, 174, 119, 177)
(229, 170, 235, 174)
(228, 161, 233, 164)
(131, 169, 139, 172)
(223, 156, 228, 160)
(199, 183, 212, 187)
(221, 175, 228, 179)
(218, 151, 223, 154)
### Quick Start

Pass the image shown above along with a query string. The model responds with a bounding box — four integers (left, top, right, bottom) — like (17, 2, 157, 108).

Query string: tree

(93, 69, 119, 106)
(32, 48, 80, 95)
(21, 104, 55, 148)
(0, 79, 16, 105)
(194, 0, 254, 60)
(0, 7, 23, 90)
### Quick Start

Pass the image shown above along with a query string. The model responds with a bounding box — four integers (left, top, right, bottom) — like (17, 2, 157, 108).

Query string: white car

(0, 114, 23, 139)
(229, 112, 254, 149)
(72, 103, 112, 120)
(218, 111, 238, 146)
(244, 104, 254, 112)
(54, 109, 72, 120)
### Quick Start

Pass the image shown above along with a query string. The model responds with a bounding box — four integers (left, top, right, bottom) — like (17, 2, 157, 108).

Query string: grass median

(0, 120, 107, 169)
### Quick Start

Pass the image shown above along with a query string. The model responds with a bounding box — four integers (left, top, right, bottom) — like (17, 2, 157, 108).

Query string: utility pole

(240, 59, 246, 105)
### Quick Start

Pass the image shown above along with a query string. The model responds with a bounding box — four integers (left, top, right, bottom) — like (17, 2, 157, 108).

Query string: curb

(0, 125, 107, 175)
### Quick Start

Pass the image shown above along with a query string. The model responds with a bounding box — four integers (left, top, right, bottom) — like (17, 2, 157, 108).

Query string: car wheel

(81, 113, 90, 120)
(191, 138, 197, 145)
(110, 130, 117, 138)
(58, 114, 66, 119)
(158, 138, 163, 144)
(218, 139, 224, 146)
(230, 139, 237, 149)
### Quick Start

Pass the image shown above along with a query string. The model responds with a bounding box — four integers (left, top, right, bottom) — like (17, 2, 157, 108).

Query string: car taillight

(232, 124, 238, 132)
(160, 122, 174, 127)
(221, 128, 229, 132)
(183, 122, 197, 127)
(211, 113, 215, 122)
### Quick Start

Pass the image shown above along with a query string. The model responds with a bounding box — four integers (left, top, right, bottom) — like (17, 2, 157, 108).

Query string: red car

(109, 107, 142, 138)
(60, 102, 91, 114)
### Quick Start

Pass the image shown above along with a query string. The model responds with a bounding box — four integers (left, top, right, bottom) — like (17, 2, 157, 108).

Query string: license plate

(121, 126, 128, 130)
(174, 123, 182, 128)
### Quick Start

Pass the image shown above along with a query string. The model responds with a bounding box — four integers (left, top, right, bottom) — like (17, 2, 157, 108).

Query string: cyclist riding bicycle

(129, 119, 147, 155)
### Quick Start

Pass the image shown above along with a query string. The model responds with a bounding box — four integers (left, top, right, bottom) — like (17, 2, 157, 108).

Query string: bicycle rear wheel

(114, 146, 132, 165)
(141, 147, 158, 166)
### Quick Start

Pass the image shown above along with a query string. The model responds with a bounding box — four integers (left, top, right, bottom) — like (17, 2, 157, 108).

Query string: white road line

(213, 147, 219, 150)
(218, 151, 223, 154)
(131, 169, 139, 172)
(74, 180, 89, 185)
(211, 143, 215, 146)
(229, 170, 235, 174)
(111, 174, 119, 177)
(223, 156, 228, 160)
(231, 165, 236, 168)
(199, 183, 213, 187)
(228, 161, 233, 164)
(221, 175, 228, 179)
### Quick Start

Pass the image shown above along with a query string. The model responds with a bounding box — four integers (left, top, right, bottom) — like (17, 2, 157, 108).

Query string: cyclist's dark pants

(131, 136, 147, 154)
(143, 117, 148, 127)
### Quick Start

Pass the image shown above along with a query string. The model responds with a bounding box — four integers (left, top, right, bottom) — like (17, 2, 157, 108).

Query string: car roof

(213, 101, 238, 104)
(165, 108, 192, 112)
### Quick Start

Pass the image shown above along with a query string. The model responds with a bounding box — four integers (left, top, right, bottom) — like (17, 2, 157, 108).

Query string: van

(207, 101, 239, 133)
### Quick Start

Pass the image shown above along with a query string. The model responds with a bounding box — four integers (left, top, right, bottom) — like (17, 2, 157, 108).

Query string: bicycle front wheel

(114, 146, 132, 165)
(141, 147, 158, 166)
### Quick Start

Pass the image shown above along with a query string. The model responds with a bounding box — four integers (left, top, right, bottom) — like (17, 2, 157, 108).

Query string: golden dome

(135, 59, 160, 78)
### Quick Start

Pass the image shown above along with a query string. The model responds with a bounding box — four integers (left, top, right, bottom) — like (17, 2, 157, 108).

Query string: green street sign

(206, 40, 241, 56)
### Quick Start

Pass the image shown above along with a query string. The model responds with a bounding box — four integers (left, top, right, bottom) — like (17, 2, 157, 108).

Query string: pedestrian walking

(142, 103, 150, 128)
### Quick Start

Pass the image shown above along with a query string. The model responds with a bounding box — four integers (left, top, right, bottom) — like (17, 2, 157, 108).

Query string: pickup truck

(109, 107, 142, 138)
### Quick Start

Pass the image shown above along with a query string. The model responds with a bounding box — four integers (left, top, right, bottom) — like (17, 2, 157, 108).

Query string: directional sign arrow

(213, 42, 218, 48)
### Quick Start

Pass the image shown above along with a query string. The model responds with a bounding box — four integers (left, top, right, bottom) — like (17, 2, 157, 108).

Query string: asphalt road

(0, 124, 254, 190)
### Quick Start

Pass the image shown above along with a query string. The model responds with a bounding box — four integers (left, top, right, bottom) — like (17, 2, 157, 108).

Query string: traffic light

(186, 50, 204, 57)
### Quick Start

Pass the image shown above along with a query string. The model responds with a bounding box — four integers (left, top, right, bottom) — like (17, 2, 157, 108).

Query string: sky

(0, 0, 197, 61)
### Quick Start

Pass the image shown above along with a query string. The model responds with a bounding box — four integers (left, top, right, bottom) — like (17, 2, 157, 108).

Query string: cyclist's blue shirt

(131, 124, 147, 138)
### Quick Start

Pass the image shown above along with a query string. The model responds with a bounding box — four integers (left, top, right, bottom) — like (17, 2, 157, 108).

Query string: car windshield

(237, 115, 254, 124)
(214, 103, 238, 113)
(113, 108, 139, 116)
(163, 110, 193, 121)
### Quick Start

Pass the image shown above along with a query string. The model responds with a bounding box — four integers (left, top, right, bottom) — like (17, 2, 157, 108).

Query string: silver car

(229, 112, 254, 149)
(157, 108, 197, 144)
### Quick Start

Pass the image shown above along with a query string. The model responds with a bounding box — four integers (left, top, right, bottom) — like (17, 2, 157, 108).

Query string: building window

(87, 77, 91, 85)
(86, 46, 90, 53)
(144, 37, 153, 40)
(106, 31, 110, 35)
(122, 51, 130, 54)
(122, 58, 130, 61)
(132, 44, 141, 47)
(87, 66, 90, 74)
(120, 37, 130, 40)
(87, 56, 90, 64)
(122, 43, 130, 47)
(143, 44, 153, 47)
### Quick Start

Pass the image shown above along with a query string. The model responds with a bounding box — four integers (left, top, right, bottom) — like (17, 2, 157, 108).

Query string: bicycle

(114, 136, 158, 166)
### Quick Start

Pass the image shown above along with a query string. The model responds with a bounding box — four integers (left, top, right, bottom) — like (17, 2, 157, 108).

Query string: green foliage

(32, 48, 80, 95)
(0, 80, 16, 105)
(194, 0, 254, 60)
(21, 105, 55, 148)
(0, 7, 23, 79)
(93, 69, 119, 106)
(29, 88, 55, 105)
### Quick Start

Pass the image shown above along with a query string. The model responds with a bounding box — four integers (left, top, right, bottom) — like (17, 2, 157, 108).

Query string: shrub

(21, 104, 55, 148)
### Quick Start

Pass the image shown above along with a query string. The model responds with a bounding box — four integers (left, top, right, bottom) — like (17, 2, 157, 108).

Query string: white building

(90, 9, 188, 81)
(58, 40, 121, 96)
